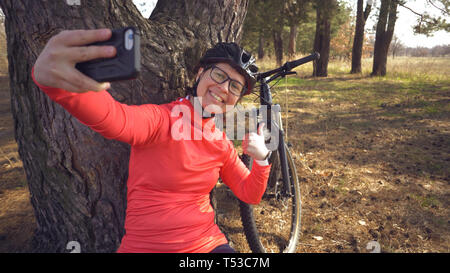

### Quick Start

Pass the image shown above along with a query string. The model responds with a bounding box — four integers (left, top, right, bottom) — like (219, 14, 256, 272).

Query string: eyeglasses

(208, 65, 246, 96)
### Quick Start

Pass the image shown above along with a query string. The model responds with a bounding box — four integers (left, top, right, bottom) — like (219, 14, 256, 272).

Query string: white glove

(242, 123, 270, 161)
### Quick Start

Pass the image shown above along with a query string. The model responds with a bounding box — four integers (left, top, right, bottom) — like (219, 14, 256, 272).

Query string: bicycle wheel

(239, 145, 301, 253)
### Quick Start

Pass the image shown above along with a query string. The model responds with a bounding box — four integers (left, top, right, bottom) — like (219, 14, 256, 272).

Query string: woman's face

(194, 62, 245, 114)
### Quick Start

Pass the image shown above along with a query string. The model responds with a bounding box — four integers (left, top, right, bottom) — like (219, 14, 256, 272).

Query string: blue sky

(132, 0, 450, 48)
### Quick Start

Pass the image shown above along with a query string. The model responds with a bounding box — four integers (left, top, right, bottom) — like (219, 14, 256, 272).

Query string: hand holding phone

(34, 27, 140, 93)
(76, 27, 141, 82)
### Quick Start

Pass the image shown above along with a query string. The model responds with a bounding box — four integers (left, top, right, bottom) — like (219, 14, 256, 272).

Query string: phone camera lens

(124, 29, 134, 50)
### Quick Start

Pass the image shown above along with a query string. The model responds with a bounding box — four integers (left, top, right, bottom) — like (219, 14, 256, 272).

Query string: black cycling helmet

(194, 42, 258, 96)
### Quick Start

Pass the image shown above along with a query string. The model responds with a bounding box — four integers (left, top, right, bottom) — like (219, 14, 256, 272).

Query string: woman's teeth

(210, 91, 224, 103)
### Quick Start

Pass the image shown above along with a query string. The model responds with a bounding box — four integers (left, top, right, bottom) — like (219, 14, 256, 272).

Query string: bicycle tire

(239, 145, 301, 253)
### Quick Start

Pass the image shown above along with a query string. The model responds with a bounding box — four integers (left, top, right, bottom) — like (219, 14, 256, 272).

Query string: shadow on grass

(273, 75, 450, 178)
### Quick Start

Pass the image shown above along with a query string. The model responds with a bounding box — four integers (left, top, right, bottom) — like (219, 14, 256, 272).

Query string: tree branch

(363, 2, 373, 21)
(427, 0, 449, 15)
(398, 2, 422, 17)
(399, 0, 449, 36)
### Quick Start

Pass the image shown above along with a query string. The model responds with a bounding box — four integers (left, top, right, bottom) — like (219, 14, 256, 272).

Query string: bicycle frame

(255, 53, 320, 198)
(234, 53, 319, 253)
(256, 77, 293, 198)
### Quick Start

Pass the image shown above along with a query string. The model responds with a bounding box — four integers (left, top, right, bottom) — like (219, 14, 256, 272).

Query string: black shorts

(209, 244, 237, 253)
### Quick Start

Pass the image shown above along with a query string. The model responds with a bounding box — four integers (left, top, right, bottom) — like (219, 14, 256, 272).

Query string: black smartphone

(75, 26, 141, 82)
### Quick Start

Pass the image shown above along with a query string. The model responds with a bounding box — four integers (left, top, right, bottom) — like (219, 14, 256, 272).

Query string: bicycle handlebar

(285, 52, 320, 71)
(256, 52, 320, 81)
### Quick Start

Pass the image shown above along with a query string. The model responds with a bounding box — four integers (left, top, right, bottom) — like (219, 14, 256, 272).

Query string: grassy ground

(215, 56, 450, 253)
(0, 55, 449, 252)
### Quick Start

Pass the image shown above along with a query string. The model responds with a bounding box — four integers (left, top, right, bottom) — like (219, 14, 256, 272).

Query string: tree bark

(371, 0, 398, 76)
(273, 29, 283, 67)
(351, 0, 372, 74)
(258, 31, 264, 59)
(288, 24, 298, 60)
(285, 0, 310, 61)
(270, 0, 286, 67)
(0, 0, 249, 253)
(313, 0, 336, 77)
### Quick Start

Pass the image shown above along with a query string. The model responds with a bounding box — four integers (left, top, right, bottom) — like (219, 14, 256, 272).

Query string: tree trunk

(271, 0, 285, 67)
(273, 29, 283, 67)
(351, 0, 372, 74)
(258, 31, 265, 59)
(0, 0, 248, 253)
(371, 0, 398, 76)
(313, 0, 335, 77)
(288, 24, 298, 60)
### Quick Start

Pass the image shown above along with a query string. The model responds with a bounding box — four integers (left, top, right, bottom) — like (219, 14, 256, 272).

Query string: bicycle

(238, 53, 320, 253)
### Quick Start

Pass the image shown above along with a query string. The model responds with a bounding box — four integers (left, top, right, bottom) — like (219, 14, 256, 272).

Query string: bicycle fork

(256, 104, 292, 198)
(277, 129, 292, 198)
(275, 108, 292, 199)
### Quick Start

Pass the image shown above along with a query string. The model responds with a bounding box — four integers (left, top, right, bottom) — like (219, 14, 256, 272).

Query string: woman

(32, 28, 271, 253)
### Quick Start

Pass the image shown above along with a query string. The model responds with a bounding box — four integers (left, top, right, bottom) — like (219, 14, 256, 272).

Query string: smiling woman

(31, 27, 271, 252)
(193, 63, 246, 114)
(0, 0, 256, 253)
(189, 42, 258, 117)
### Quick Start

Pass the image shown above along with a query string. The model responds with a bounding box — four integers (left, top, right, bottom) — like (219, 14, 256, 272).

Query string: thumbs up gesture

(242, 123, 270, 161)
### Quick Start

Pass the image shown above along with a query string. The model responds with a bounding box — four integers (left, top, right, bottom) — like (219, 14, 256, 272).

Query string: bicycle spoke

(239, 146, 301, 253)
(252, 175, 296, 252)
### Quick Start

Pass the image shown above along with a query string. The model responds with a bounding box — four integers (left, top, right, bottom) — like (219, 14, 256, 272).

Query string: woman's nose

(217, 79, 230, 93)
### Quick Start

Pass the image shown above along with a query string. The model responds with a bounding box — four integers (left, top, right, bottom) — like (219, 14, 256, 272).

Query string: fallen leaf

(313, 236, 323, 241)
